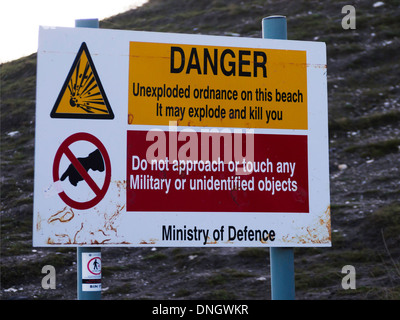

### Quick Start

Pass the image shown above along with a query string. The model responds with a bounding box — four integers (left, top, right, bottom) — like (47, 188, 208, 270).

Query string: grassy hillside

(1, 0, 399, 300)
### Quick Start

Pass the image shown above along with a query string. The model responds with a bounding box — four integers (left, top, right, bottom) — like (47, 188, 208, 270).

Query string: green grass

(364, 202, 400, 240)
(175, 288, 191, 297)
(206, 268, 252, 286)
(103, 283, 132, 296)
(205, 289, 237, 300)
(336, 286, 400, 300)
(329, 110, 400, 133)
(345, 139, 400, 159)
(102, 264, 133, 277)
(143, 252, 168, 261)
(0, 253, 75, 288)
(295, 269, 341, 290)
(1, 215, 32, 241)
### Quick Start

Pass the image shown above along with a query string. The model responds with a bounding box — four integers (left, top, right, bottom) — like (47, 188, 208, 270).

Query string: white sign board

(33, 26, 330, 247)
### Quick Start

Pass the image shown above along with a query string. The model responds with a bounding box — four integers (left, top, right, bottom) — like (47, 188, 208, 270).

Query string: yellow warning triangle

(51, 42, 114, 119)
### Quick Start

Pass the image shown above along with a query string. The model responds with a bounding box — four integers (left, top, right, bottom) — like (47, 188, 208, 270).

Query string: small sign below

(81, 252, 101, 292)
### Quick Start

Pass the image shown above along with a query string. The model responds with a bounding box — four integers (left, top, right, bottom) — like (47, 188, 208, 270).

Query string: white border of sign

(34, 26, 330, 247)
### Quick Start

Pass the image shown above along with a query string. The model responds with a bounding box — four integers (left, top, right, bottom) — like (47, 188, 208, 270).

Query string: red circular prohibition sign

(87, 257, 102, 276)
(53, 132, 111, 210)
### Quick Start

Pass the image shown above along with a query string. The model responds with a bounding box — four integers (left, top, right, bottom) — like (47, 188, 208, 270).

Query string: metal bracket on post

(262, 15, 295, 300)
(75, 18, 102, 301)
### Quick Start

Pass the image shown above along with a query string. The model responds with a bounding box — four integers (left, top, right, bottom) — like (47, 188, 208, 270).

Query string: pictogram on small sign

(87, 257, 102, 276)
(51, 42, 114, 119)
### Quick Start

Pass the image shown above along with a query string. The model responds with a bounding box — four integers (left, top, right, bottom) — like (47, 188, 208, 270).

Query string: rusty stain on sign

(48, 206, 75, 223)
(306, 63, 327, 69)
(36, 212, 42, 231)
(207, 237, 218, 245)
(140, 239, 157, 245)
(42, 180, 128, 245)
(283, 205, 331, 244)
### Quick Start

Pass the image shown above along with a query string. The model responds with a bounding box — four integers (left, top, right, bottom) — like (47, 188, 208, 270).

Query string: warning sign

(51, 42, 114, 119)
(81, 252, 101, 291)
(34, 27, 330, 248)
(87, 256, 102, 275)
(52, 132, 111, 210)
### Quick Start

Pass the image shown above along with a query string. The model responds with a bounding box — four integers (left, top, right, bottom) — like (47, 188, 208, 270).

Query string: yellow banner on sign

(128, 42, 307, 129)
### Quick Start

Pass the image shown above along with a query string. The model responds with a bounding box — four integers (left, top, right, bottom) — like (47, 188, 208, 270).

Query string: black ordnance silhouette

(61, 149, 104, 186)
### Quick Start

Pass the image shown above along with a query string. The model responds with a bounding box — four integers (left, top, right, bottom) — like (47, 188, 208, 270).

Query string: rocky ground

(1, 0, 399, 300)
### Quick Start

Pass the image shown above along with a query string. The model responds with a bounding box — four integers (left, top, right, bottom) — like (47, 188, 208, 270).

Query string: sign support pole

(75, 18, 102, 301)
(262, 16, 295, 300)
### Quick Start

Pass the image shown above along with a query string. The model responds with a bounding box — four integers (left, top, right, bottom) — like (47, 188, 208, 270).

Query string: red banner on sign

(127, 130, 308, 213)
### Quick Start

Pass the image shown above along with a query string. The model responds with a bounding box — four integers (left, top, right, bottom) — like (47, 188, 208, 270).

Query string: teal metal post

(75, 18, 102, 300)
(262, 16, 295, 300)
(75, 18, 99, 29)
(262, 16, 287, 40)
(269, 246, 295, 300)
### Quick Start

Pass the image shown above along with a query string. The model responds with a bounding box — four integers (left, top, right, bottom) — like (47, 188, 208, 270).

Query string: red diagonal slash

(53, 132, 111, 210)
(63, 146, 102, 196)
